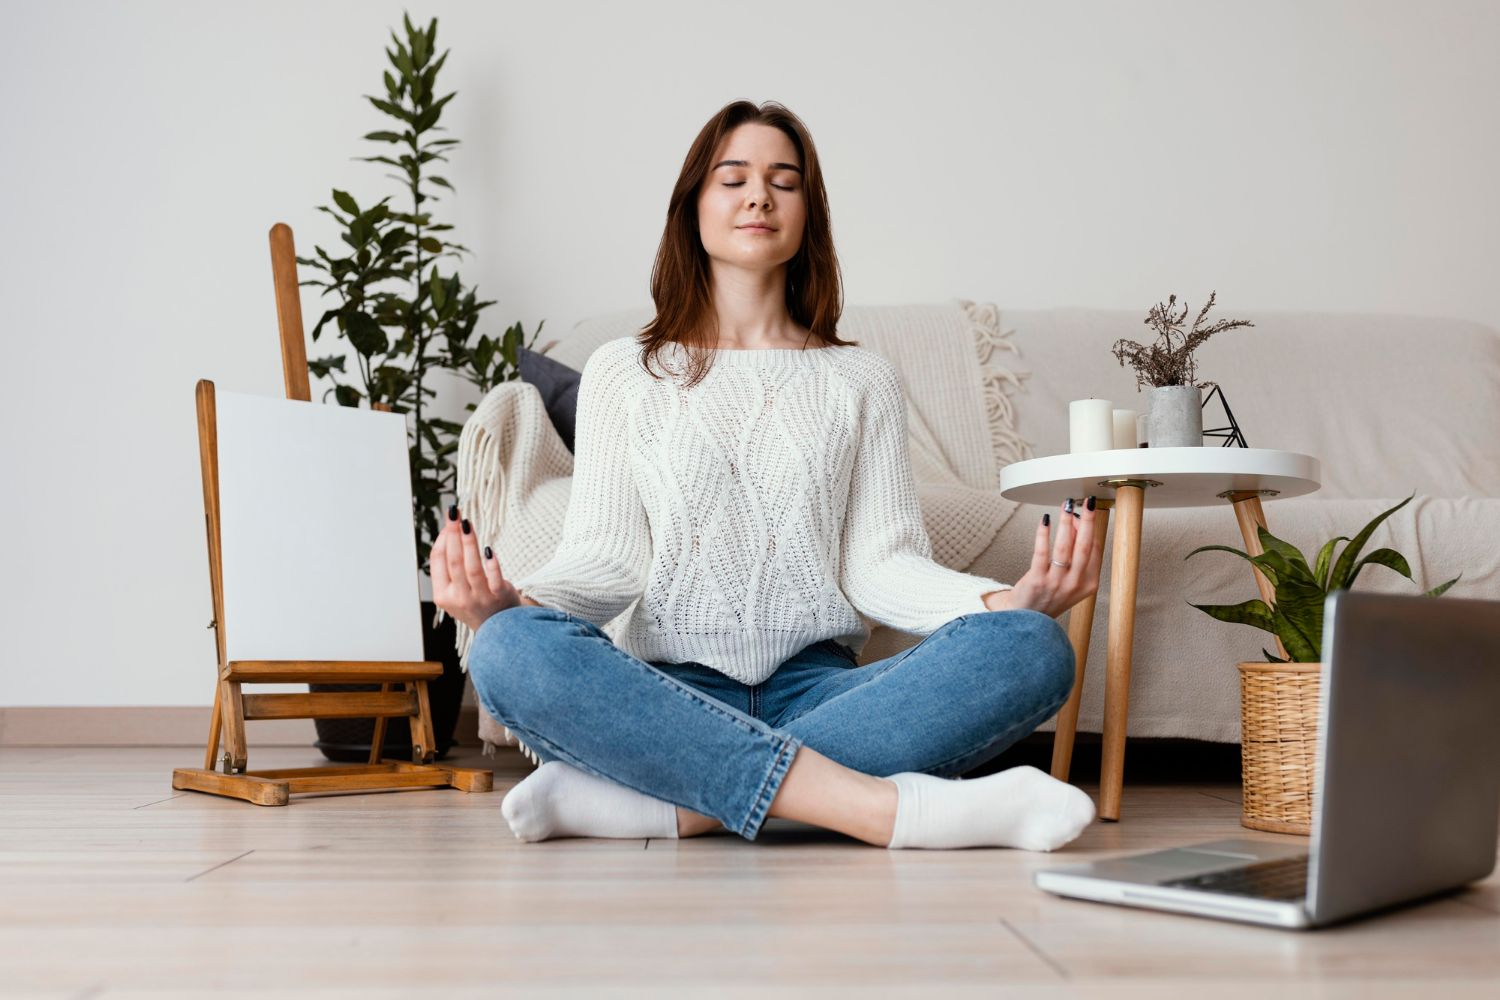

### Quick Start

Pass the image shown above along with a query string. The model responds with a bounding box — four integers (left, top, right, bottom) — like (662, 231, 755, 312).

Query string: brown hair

(636, 100, 856, 388)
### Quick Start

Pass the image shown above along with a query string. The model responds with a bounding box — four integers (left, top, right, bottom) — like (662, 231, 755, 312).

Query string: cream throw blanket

(440, 299, 1033, 759)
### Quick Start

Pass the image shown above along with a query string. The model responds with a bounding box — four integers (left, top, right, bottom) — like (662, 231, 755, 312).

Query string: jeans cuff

(736, 733, 803, 840)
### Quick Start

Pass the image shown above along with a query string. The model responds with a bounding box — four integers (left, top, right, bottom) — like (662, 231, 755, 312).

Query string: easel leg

(1228, 492, 1290, 661)
(1051, 501, 1112, 782)
(409, 680, 437, 763)
(369, 682, 391, 765)
(204, 683, 224, 771)
(1099, 484, 1146, 821)
(218, 676, 248, 773)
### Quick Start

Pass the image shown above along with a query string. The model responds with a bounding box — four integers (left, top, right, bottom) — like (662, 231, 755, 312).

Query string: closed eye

(723, 182, 795, 191)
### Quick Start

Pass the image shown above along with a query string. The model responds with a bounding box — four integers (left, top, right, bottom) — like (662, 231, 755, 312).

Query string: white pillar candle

(1069, 398, 1114, 453)
(1112, 408, 1138, 450)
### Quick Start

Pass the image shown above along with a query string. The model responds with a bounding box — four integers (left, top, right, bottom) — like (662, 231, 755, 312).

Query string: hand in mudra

(430, 504, 522, 633)
(987, 497, 1103, 619)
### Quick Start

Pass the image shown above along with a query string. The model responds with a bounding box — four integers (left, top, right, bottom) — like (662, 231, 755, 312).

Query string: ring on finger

(1050, 558, 1071, 568)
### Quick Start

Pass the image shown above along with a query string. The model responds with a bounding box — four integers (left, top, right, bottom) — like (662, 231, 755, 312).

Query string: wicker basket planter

(1237, 660, 1321, 835)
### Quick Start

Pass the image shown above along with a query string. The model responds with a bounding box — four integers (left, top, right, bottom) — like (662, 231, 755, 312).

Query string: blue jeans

(469, 605, 1075, 841)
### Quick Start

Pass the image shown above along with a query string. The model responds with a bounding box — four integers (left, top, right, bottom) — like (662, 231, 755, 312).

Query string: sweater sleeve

(511, 340, 651, 625)
(837, 356, 1012, 634)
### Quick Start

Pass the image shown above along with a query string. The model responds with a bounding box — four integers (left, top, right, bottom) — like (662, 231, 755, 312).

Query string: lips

(738, 223, 775, 231)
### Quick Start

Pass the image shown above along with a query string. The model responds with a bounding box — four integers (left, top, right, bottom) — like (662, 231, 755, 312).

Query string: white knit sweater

(511, 336, 1012, 685)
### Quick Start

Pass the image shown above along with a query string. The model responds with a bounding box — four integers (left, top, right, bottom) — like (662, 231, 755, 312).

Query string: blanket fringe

(959, 299, 1035, 475)
(437, 383, 516, 673)
(443, 382, 555, 765)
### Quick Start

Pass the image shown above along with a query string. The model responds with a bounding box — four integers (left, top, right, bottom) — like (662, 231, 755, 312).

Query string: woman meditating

(432, 100, 1103, 850)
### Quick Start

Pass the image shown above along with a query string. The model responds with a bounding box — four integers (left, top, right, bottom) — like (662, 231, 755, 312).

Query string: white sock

(883, 765, 1096, 851)
(500, 760, 680, 842)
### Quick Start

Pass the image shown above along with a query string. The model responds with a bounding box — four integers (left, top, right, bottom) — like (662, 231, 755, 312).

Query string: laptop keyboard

(1161, 855, 1310, 901)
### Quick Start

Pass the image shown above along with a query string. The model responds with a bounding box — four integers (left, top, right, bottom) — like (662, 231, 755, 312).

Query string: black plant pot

(311, 600, 465, 762)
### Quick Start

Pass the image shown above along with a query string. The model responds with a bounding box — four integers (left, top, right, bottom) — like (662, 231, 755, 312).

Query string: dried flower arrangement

(1112, 291, 1254, 391)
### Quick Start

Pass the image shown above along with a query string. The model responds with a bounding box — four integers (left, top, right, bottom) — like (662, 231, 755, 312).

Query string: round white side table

(999, 447, 1321, 821)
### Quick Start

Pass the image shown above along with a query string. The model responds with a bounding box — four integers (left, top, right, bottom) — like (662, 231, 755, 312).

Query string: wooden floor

(2, 744, 1498, 998)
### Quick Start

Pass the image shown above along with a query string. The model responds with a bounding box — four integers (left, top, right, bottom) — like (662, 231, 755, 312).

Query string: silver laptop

(1034, 589, 1500, 929)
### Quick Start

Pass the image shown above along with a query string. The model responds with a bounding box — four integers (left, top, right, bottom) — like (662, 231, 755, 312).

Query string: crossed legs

(473, 606, 1084, 847)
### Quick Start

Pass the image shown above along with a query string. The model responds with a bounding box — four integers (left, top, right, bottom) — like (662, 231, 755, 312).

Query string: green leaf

(331, 189, 359, 216)
(419, 236, 444, 254)
(1426, 574, 1462, 598)
(383, 69, 400, 99)
(1271, 571, 1327, 661)
(308, 308, 339, 342)
(1255, 523, 1314, 581)
(1262, 648, 1290, 664)
(1346, 547, 1413, 589)
(428, 176, 453, 190)
(342, 310, 388, 356)
(1327, 492, 1415, 591)
(333, 384, 363, 408)
(1273, 604, 1321, 662)
(473, 335, 494, 376)
(363, 130, 404, 143)
(366, 95, 410, 123)
(1313, 535, 1349, 589)
(429, 270, 447, 312)
(307, 354, 346, 379)
(412, 24, 429, 67)
(1188, 598, 1276, 634)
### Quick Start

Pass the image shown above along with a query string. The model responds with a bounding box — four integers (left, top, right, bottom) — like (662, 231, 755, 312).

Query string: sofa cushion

(517, 346, 583, 452)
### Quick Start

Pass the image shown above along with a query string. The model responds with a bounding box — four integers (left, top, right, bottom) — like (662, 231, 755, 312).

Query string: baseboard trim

(0, 706, 481, 748)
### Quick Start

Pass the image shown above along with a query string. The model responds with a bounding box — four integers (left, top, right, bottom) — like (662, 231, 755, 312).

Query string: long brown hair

(637, 100, 856, 388)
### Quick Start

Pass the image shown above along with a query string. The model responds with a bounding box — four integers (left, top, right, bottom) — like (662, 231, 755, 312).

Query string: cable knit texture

(445, 300, 1033, 758)
(508, 336, 1012, 685)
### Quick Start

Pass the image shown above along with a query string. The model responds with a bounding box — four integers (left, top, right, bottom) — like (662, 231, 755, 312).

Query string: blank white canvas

(215, 389, 424, 665)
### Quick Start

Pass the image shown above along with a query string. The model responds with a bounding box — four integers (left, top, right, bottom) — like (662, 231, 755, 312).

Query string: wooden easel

(170, 223, 492, 806)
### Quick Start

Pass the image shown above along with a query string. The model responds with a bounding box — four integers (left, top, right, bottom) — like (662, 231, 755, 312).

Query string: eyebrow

(712, 159, 803, 175)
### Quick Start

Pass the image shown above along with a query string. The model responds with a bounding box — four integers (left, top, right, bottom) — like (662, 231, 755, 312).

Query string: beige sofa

(462, 300, 1500, 755)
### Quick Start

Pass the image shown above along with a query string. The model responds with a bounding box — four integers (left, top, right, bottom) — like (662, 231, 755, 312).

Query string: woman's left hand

(985, 497, 1104, 619)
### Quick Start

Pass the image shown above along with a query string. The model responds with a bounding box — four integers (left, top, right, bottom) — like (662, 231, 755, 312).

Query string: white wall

(3, 0, 1496, 706)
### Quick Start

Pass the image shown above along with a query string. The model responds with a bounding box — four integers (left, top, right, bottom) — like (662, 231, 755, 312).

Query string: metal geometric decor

(1200, 384, 1248, 447)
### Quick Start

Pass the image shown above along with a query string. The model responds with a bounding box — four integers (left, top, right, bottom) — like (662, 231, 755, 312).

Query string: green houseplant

(1184, 491, 1460, 834)
(1185, 491, 1460, 662)
(295, 12, 545, 761)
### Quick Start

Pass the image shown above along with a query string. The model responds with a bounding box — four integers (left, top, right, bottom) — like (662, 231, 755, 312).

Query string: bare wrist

(981, 588, 1014, 612)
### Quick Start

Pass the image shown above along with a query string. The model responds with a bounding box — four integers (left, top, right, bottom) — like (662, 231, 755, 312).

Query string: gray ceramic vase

(1147, 385, 1204, 447)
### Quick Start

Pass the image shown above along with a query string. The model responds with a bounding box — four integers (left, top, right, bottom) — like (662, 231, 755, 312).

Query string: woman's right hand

(430, 503, 522, 633)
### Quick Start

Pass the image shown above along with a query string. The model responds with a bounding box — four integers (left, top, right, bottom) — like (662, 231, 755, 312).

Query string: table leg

(1050, 501, 1112, 783)
(1227, 491, 1290, 661)
(1099, 484, 1146, 821)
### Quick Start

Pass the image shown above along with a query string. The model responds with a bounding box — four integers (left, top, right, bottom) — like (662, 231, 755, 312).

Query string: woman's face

(696, 122, 806, 274)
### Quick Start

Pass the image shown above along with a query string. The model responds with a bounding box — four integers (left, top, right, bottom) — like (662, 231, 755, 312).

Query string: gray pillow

(517, 347, 583, 452)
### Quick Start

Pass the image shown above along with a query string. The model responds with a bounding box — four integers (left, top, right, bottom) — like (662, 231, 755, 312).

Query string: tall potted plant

(296, 12, 545, 761)
(1186, 492, 1460, 833)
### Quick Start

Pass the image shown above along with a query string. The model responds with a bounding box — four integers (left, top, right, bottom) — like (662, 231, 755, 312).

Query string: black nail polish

(484, 545, 493, 559)
(1064, 498, 1075, 513)
(448, 504, 458, 521)
(1043, 513, 1050, 527)
(461, 519, 471, 535)
(1087, 495, 1097, 511)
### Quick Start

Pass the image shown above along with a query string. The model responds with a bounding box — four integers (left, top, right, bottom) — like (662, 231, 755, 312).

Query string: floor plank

(0, 745, 1495, 995)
